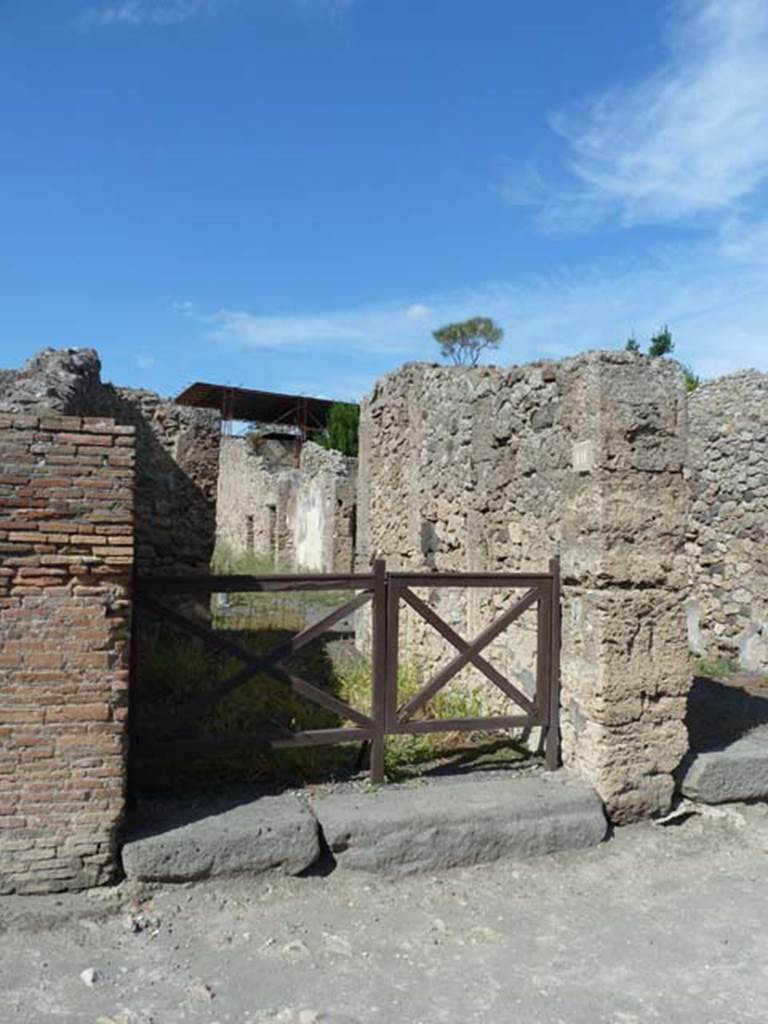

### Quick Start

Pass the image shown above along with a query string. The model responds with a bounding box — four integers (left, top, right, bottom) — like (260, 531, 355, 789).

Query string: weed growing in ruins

(135, 623, 530, 791)
(211, 544, 355, 625)
(330, 654, 529, 780)
(693, 654, 741, 680)
(211, 542, 285, 575)
(135, 622, 360, 789)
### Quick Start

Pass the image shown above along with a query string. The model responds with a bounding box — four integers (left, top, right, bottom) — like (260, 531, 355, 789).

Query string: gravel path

(3, 800, 768, 1024)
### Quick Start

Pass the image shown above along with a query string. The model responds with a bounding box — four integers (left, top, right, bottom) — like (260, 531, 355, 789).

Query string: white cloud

(80, 0, 236, 28)
(171, 0, 768, 388)
(198, 231, 768, 382)
(81, 0, 352, 27)
(405, 303, 431, 320)
(514, 0, 768, 228)
(135, 353, 156, 368)
(291, 0, 355, 15)
(204, 305, 422, 355)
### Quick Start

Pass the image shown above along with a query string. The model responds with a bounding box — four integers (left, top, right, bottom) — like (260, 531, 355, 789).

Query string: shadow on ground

(686, 674, 768, 753)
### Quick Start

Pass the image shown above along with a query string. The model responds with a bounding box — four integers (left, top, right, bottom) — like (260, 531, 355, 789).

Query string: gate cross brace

(138, 593, 374, 729)
(399, 587, 536, 718)
(397, 586, 540, 722)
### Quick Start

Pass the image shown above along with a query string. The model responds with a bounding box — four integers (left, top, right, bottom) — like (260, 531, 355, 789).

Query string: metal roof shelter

(175, 382, 340, 434)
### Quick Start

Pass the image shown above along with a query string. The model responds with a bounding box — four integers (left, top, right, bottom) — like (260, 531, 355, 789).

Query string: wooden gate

(132, 559, 561, 782)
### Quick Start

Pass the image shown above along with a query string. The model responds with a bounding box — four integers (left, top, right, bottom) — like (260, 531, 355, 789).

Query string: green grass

(135, 622, 361, 789)
(692, 654, 741, 680)
(135, 618, 530, 791)
(211, 542, 287, 575)
(211, 543, 356, 621)
(333, 655, 527, 778)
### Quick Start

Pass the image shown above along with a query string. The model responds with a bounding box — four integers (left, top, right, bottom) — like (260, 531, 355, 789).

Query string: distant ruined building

(174, 381, 358, 574)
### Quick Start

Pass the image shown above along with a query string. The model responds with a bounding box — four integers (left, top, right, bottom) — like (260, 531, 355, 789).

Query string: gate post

(545, 556, 562, 770)
(369, 559, 388, 783)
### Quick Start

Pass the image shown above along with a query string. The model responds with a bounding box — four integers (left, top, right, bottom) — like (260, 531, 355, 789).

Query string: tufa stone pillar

(559, 353, 691, 822)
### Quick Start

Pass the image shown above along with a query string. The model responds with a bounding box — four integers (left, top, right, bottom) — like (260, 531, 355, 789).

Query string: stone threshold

(121, 770, 607, 882)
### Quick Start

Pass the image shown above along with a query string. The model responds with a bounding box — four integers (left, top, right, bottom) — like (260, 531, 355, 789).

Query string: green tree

(649, 325, 674, 357)
(317, 402, 360, 457)
(623, 324, 701, 391)
(433, 316, 504, 366)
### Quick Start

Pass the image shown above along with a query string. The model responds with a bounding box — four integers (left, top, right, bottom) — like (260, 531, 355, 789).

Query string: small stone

(281, 939, 310, 957)
(323, 934, 352, 957)
(189, 980, 215, 1001)
(80, 967, 100, 988)
(299, 1012, 321, 1024)
(468, 926, 498, 944)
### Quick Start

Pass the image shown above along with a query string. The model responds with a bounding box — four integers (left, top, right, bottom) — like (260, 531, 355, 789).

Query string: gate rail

(132, 559, 561, 782)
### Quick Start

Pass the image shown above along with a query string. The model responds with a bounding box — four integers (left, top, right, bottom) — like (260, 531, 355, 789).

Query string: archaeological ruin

(687, 371, 768, 672)
(0, 344, 766, 891)
(217, 433, 357, 573)
(358, 352, 692, 822)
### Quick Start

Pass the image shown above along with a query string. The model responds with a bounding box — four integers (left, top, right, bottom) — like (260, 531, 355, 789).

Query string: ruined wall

(558, 355, 690, 823)
(216, 435, 297, 563)
(0, 348, 219, 893)
(0, 412, 133, 893)
(216, 436, 357, 572)
(292, 443, 357, 573)
(0, 348, 103, 418)
(0, 349, 220, 577)
(358, 353, 690, 822)
(687, 371, 768, 671)
(90, 387, 219, 577)
(357, 361, 566, 707)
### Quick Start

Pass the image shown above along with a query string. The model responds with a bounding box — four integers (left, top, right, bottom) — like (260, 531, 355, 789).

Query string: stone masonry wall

(358, 353, 690, 822)
(216, 435, 297, 563)
(0, 412, 134, 893)
(686, 371, 768, 671)
(558, 354, 690, 823)
(356, 361, 566, 708)
(216, 436, 357, 572)
(292, 442, 357, 573)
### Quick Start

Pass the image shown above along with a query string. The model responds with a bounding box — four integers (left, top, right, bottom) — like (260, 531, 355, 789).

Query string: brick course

(0, 414, 134, 893)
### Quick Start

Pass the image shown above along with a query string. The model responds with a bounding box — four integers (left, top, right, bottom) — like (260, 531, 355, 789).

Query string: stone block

(121, 794, 321, 882)
(681, 733, 768, 804)
(311, 772, 606, 874)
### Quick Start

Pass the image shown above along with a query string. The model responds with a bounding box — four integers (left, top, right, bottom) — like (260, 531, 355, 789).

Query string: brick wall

(0, 348, 221, 581)
(0, 413, 134, 894)
(90, 387, 220, 578)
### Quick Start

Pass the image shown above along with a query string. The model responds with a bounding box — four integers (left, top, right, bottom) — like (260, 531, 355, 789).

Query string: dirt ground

(3, 800, 768, 1024)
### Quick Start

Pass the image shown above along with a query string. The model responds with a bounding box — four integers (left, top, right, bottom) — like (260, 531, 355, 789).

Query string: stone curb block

(311, 770, 607, 874)
(681, 734, 768, 805)
(121, 793, 320, 882)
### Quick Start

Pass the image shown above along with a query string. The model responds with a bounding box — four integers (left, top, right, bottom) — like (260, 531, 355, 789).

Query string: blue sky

(2, 0, 767, 400)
